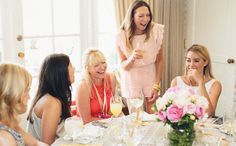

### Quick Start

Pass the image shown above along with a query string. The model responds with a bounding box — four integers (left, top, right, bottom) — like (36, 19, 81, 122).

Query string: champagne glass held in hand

(135, 42, 145, 65)
(110, 95, 122, 117)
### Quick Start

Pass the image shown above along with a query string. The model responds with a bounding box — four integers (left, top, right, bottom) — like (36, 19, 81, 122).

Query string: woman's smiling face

(185, 51, 208, 74)
(88, 61, 107, 80)
(133, 6, 151, 34)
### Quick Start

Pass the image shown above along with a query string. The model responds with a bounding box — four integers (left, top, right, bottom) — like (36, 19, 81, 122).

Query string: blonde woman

(76, 48, 117, 124)
(0, 63, 48, 146)
(116, 0, 164, 113)
(171, 44, 222, 117)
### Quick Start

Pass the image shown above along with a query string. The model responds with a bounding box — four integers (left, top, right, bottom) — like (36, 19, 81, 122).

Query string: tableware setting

(63, 116, 83, 141)
(63, 117, 106, 144)
(72, 124, 105, 144)
(194, 118, 233, 146)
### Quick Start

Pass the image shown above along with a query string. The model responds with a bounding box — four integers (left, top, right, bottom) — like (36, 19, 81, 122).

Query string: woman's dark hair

(27, 53, 72, 123)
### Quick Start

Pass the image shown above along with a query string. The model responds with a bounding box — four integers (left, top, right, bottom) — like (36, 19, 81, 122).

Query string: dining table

(52, 112, 236, 146)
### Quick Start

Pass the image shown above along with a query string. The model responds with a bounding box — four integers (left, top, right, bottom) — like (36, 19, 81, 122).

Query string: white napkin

(63, 117, 83, 140)
(140, 111, 156, 122)
(73, 124, 104, 144)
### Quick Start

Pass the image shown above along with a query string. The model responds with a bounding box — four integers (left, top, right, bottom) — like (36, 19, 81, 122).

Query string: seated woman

(171, 44, 222, 117)
(27, 54, 75, 145)
(76, 48, 117, 124)
(0, 63, 48, 146)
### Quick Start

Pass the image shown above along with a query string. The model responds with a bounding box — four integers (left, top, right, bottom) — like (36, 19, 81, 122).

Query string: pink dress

(116, 23, 164, 98)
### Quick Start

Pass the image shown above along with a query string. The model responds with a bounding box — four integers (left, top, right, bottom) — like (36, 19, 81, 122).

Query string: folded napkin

(73, 124, 104, 144)
(140, 111, 156, 122)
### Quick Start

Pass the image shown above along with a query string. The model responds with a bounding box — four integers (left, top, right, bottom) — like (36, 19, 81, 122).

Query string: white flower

(196, 96, 209, 109)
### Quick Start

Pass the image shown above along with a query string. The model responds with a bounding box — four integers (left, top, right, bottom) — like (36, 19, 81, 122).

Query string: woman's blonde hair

(0, 63, 32, 128)
(184, 44, 214, 78)
(81, 48, 108, 90)
(120, 0, 153, 53)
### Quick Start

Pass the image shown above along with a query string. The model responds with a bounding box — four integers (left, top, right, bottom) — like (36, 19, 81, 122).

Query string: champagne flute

(110, 95, 122, 118)
(109, 96, 124, 144)
(135, 42, 146, 65)
(129, 90, 144, 122)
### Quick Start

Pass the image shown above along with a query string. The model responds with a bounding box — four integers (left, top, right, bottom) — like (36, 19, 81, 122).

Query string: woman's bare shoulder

(211, 79, 222, 88)
(77, 80, 90, 99)
(0, 131, 17, 146)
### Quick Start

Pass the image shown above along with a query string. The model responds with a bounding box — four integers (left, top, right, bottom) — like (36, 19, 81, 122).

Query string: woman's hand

(148, 89, 159, 104)
(187, 69, 204, 85)
(132, 49, 144, 60)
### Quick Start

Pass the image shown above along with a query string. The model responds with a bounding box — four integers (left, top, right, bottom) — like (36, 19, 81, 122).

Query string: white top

(27, 110, 65, 140)
(116, 23, 164, 98)
(176, 76, 216, 95)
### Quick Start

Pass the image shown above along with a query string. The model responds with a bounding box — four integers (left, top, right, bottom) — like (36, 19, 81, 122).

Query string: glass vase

(168, 126, 195, 146)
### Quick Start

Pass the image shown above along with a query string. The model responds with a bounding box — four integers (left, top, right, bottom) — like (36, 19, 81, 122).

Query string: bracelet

(153, 83, 161, 92)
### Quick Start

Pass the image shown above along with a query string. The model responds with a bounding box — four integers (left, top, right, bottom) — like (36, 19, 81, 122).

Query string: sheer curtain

(113, 0, 133, 27)
(114, 0, 185, 94)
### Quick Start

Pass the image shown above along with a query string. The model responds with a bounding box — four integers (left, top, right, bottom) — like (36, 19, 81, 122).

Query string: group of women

(0, 0, 221, 145)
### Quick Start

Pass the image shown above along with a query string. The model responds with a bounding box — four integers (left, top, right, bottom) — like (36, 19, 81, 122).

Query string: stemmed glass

(129, 90, 144, 122)
(135, 42, 146, 65)
(109, 95, 124, 144)
(110, 95, 122, 118)
(64, 116, 83, 140)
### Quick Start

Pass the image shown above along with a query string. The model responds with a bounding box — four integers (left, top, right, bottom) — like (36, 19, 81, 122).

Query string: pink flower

(196, 106, 204, 119)
(166, 105, 184, 122)
(157, 111, 167, 123)
(188, 88, 196, 95)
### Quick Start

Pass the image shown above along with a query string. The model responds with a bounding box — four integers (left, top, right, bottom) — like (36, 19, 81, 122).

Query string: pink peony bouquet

(155, 86, 208, 129)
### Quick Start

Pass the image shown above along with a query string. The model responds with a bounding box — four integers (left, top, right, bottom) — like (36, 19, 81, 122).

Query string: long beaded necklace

(92, 81, 108, 117)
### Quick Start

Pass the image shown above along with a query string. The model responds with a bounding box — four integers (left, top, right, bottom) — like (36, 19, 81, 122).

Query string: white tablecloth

(52, 112, 235, 146)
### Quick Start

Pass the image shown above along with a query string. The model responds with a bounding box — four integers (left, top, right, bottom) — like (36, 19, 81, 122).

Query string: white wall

(184, 0, 236, 116)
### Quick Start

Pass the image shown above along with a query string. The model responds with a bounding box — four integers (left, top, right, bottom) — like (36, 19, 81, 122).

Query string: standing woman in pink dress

(116, 0, 164, 113)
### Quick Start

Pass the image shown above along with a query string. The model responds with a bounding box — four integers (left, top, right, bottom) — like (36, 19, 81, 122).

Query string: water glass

(64, 116, 83, 136)
(128, 90, 144, 122)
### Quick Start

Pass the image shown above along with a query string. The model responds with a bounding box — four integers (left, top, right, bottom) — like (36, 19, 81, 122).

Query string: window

(22, 0, 80, 75)
(97, 0, 118, 69)
(0, 0, 118, 99)
(20, 0, 117, 75)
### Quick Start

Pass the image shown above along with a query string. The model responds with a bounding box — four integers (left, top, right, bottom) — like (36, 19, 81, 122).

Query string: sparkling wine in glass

(110, 95, 122, 117)
(135, 42, 146, 65)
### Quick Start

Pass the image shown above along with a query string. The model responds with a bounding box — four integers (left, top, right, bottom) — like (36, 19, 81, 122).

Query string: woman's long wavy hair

(0, 63, 32, 128)
(184, 44, 214, 79)
(27, 54, 72, 123)
(120, 0, 153, 53)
